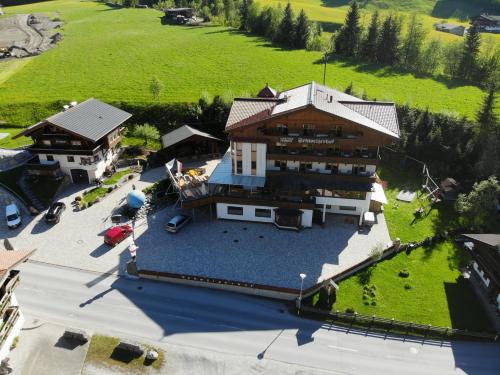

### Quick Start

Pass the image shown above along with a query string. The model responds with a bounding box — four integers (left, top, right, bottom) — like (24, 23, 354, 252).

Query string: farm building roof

(435, 23, 465, 30)
(475, 14, 500, 22)
(225, 82, 400, 138)
(462, 234, 500, 248)
(161, 125, 220, 149)
(14, 98, 131, 142)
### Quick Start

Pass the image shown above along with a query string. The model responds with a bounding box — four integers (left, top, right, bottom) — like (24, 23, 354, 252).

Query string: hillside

(0, 0, 490, 137)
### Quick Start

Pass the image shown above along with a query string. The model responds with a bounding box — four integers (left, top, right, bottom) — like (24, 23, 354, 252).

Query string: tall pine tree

(294, 9, 310, 49)
(275, 2, 295, 47)
(459, 24, 481, 81)
(239, 0, 253, 31)
(376, 15, 402, 66)
(401, 13, 427, 70)
(361, 11, 379, 62)
(334, 1, 361, 57)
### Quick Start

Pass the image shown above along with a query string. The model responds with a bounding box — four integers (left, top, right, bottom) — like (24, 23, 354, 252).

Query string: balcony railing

(25, 160, 61, 171)
(261, 129, 364, 139)
(0, 306, 20, 348)
(268, 148, 377, 160)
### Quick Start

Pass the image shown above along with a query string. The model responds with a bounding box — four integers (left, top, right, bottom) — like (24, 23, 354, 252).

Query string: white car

(6, 203, 21, 229)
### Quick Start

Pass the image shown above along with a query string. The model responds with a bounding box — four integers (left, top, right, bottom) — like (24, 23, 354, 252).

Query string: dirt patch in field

(0, 13, 63, 58)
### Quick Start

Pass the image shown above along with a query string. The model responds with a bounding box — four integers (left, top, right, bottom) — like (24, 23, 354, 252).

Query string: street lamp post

(297, 273, 307, 315)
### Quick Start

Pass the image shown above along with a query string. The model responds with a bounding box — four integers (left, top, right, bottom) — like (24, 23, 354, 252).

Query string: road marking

(327, 345, 358, 353)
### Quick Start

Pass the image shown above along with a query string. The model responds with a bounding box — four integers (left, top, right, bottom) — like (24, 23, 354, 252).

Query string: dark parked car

(45, 202, 66, 224)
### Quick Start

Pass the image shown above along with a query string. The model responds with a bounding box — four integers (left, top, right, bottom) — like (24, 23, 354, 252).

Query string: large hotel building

(191, 82, 399, 230)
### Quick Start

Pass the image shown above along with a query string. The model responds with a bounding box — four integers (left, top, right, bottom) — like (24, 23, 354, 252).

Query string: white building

(14, 99, 131, 183)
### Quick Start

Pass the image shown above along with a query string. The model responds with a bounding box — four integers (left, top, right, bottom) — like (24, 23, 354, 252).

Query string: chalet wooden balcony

(29, 142, 102, 156)
(260, 129, 364, 140)
(25, 159, 60, 171)
(0, 306, 20, 349)
(267, 170, 376, 184)
(267, 148, 378, 165)
(0, 270, 20, 315)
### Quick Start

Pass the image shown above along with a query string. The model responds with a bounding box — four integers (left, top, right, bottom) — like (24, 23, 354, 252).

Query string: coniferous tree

(475, 85, 499, 178)
(239, 0, 253, 31)
(275, 2, 295, 47)
(459, 24, 481, 81)
(344, 82, 354, 95)
(418, 38, 442, 75)
(361, 11, 379, 62)
(294, 9, 310, 49)
(401, 13, 427, 70)
(376, 15, 402, 66)
(334, 1, 361, 57)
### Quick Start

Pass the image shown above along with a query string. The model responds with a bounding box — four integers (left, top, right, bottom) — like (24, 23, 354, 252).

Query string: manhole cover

(233, 239, 239, 243)
(259, 235, 264, 239)
(243, 227, 247, 230)
(137, 286, 143, 291)
(223, 230, 228, 234)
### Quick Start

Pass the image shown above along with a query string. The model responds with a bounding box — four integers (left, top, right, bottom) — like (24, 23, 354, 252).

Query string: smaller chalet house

(462, 234, 500, 313)
(14, 99, 132, 184)
(206, 82, 398, 229)
(434, 23, 466, 36)
(471, 14, 500, 33)
(0, 250, 35, 361)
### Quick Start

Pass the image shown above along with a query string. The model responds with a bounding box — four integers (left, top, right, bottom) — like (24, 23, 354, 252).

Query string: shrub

(75, 196, 82, 202)
(10, 336, 19, 350)
(362, 293, 369, 300)
(88, 201, 93, 207)
(399, 269, 410, 278)
(95, 197, 100, 203)
(345, 307, 355, 314)
(79, 202, 87, 210)
(369, 243, 384, 261)
(404, 283, 412, 290)
(128, 174, 134, 180)
(369, 290, 376, 297)
(371, 301, 377, 306)
(108, 186, 114, 193)
(364, 301, 370, 305)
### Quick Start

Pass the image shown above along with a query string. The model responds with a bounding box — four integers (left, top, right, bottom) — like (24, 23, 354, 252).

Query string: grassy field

(256, 0, 500, 43)
(329, 241, 494, 331)
(0, 0, 489, 129)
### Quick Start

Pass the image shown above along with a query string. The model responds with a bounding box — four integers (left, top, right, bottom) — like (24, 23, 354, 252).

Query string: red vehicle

(104, 224, 133, 246)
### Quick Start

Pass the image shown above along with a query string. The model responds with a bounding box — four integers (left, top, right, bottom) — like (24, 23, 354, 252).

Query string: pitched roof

(225, 82, 400, 138)
(161, 125, 220, 149)
(462, 234, 500, 248)
(477, 14, 500, 22)
(14, 98, 132, 142)
(0, 249, 35, 280)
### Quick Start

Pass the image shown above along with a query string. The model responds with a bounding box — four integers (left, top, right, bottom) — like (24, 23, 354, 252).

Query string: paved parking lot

(2, 166, 391, 290)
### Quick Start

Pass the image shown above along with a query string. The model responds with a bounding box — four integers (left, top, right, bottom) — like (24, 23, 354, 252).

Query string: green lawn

(328, 241, 494, 332)
(377, 164, 461, 243)
(103, 168, 133, 185)
(0, 0, 489, 129)
(82, 187, 108, 205)
(85, 334, 165, 371)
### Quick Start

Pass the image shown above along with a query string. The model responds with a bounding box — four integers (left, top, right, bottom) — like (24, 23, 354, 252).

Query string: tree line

(333, 1, 499, 86)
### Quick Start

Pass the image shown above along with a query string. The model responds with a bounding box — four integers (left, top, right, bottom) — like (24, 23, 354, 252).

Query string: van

(6, 203, 21, 229)
(165, 214, 191, 233)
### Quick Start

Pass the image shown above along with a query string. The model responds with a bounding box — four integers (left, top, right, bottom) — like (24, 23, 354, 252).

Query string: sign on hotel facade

(279, 137, 335, 145)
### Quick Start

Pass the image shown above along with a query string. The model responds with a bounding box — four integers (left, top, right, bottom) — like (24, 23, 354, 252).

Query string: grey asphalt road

(15, 261, 500, 375)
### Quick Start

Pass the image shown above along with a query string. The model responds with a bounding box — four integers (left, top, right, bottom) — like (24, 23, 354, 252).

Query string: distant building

(434, 23, 466, 36)
(14, 99, 132, 184)
(471, 14, 500, 33)
(462, 234, 500, 313)
(164, 8, 195, 24)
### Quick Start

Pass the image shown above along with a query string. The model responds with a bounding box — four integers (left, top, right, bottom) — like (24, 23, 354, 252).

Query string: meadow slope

(0, 0, 490, 130)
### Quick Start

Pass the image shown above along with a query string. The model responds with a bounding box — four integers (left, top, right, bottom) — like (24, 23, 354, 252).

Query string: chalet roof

(257, 84, 277, 98)
(462, 234, 500, 248)
(225, 82, 400, 138)
(0, 249, 35, 281)
(475, 14, 500, 22)
(161, 125, 220, 149)
(435, 23, 464, 30)
(14, 98, 132, 142)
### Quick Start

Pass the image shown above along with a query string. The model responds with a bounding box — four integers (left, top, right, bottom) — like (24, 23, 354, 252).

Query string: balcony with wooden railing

(267, 147, 378, 165)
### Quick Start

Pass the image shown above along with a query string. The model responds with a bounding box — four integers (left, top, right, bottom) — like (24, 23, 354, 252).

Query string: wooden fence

(299, 304, 499, 342)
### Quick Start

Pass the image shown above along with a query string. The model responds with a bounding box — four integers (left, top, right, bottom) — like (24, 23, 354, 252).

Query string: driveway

(1, 167, 166, 276)
(2, 165, 391, 290)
